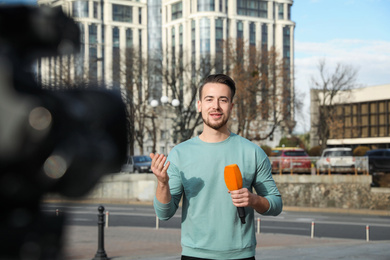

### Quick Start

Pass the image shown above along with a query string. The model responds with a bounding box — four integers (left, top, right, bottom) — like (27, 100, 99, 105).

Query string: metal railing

(268, 156, 369, 175)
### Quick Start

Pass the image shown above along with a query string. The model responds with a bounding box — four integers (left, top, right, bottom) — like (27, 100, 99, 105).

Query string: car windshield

(284, 151, 307, 156)
(324, 151, 352, 157)
(134, 156, 152, 163)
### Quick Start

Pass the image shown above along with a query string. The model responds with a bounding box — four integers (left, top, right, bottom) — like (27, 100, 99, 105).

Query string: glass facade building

(310, 85, 390, 148)
(37, 0, 295, 150)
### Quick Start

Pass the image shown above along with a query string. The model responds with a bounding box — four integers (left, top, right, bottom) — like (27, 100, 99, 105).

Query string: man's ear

(197, 100, 201, 112)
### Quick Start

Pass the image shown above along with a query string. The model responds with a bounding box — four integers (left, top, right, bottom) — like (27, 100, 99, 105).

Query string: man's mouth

(210, 112, 222, 119)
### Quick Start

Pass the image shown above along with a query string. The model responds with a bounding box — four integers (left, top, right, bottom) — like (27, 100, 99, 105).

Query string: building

(310, 84, 390, 149)
(37, 0, 296, 154)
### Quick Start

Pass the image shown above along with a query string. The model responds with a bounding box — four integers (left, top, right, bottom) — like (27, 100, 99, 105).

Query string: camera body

(0, 5, 128, 259)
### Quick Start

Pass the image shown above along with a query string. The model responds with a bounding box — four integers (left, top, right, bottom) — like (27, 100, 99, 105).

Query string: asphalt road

(42, 202, 390, 241)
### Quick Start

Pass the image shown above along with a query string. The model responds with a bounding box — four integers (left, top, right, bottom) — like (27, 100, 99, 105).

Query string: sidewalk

(61, 225, 390, 260)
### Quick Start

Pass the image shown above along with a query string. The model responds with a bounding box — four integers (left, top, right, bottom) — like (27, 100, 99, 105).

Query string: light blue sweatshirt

(154, 133, 282, 259)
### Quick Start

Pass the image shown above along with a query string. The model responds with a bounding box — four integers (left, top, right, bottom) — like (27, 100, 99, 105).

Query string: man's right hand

(150, 153, 170, 184)
(150, 153, 171, 204)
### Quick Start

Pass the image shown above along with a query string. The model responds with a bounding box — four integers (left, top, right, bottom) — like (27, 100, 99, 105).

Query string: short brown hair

(198, 74, 236, 102)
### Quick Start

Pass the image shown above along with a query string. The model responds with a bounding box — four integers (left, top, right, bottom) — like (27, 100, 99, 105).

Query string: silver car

(121, 155, 152, 173)
(316, 148, 355, 173)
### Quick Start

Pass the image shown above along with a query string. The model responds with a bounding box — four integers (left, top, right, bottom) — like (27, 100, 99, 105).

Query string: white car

(316, 148, 355, 173)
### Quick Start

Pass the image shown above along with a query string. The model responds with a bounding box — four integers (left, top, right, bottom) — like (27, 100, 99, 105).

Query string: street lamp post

(151, 96, 180, 154)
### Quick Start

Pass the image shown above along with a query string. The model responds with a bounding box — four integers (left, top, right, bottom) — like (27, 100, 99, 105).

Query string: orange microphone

(224, 164, 246, 224)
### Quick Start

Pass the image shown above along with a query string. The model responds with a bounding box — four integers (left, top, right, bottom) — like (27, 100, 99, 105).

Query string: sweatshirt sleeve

(253, 151, 283, 216)
(153, 160, 183, 220)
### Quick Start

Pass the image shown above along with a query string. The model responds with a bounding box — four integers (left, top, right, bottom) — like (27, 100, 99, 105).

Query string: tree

(118, 46, 152, 155)
(159, 51, 215, 144)
(311, 58, 359, 152)
(223, 38, 296, 143)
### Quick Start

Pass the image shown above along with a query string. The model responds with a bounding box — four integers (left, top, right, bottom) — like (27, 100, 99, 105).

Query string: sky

(2, 0, 390, 134)
(292, 0, 390, 133)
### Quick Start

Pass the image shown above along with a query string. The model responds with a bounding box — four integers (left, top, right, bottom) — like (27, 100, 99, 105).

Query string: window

(287, 4, 291, 20)
(73, 1, 88, 18)
(284, 151, 307, 156)
(345, 105, 351, 116)
(237, 21, 243, 39)
(172, 27, 176, 69)
(283, 26, 291, 58)
(161, 130, 168, 140)
(327, 100, 390, 139)
(278, 3, 284, 19)
(75, 23, 84, 80)
(89, 46, 97, 80)
(172, 2, 183, 20)
(112, 27, 120, 87)
(215, 18, 223, 49)
(237, 0, 267, 18)
(179, 24, 183, 54)
(249, 22, 256, 46)
(93, 2, 98, 19)
(126, 28, 133, 48)
(113, 27, 120, 48)
(191, 20, 196, 78)
(200, 17, 210, 53)
(89, 24, 98, 44)
(191, 20, 196, 55)
(262, 23, 267, 49)
(113, 4, 132, 23)
(139, 7, 142, 24)
(215, 18, 223, 72)
(198, 0, 215, 11)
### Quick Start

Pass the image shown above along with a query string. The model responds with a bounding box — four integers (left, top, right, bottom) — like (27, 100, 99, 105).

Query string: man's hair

(199, 74, 236, 102)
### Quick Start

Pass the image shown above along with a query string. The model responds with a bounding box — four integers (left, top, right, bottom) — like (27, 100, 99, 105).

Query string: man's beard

(201, 112, 230, 130)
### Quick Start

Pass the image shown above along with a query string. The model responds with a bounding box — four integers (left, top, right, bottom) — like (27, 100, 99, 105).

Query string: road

(42, 202, 390, 241)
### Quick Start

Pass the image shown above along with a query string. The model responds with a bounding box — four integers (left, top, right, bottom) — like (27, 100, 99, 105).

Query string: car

(270, 147, 303, 157)
(270, 148, 311, 174)
(365, 149, 390, 173)
(121, 156, 134, 173)
(121, 155, 152, 173)
(316, 148, 355, 173)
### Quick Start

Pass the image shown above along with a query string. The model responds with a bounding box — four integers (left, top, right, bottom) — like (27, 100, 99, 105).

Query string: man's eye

(220, 99, 228, 103)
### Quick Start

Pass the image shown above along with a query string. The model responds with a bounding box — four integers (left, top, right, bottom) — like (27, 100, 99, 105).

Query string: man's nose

(212, 100, 221, 109)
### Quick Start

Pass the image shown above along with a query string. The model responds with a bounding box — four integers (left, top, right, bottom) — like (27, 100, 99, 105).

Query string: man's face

(197, 83, 234, 131)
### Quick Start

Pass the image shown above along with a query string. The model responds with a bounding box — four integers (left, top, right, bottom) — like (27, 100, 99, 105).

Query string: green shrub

(353, 146, 370, 156)
(308, 145, 322, 156)
(261, 145, 272, 156)
(279, 136, 303, 148)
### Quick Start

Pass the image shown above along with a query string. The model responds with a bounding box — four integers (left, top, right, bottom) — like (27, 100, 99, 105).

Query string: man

(151, 74, 282, 260)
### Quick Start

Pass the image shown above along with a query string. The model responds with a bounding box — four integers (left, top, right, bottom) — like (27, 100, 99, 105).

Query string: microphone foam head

(224, 164, 243, 190)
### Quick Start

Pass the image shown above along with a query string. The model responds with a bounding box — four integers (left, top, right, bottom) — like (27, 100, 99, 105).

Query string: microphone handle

(237, 207, 246, 224)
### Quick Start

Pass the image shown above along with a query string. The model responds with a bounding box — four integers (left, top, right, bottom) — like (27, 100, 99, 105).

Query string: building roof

(333, 84, 390, 104)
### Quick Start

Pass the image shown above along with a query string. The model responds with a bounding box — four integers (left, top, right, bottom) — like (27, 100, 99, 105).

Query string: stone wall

(273, 175, 390, 210)
(46, 173, 390, 211)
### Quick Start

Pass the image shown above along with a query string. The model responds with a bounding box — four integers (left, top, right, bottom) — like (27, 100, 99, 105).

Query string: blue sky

(292, 0, 390, 132)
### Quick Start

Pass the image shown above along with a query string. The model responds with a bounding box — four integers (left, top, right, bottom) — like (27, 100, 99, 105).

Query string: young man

(151, 74, 282, 260)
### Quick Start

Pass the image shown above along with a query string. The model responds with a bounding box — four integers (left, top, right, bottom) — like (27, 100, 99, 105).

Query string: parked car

(271, 148, 311, 174)
(121, 156, 134, 173)
(365, 149, 390, 173)
(121, 155, 152, 173)
(270, 147, 303, 157)
(316, 148, 355, 173)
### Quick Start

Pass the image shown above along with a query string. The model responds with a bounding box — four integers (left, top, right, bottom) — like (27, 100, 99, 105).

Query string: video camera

(0, 5, 127, 259)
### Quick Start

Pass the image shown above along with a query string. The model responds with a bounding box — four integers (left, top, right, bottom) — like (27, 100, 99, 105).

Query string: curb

(43, 198, 390, 216)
